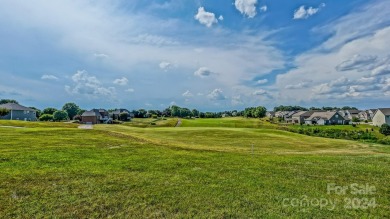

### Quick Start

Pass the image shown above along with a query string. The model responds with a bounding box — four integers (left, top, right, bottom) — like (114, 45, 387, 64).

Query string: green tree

(119, 112, 130, 121)
(53, 110, 69, 121)
(39, 114, 54, 121)
(29, 107, 41, 118)
(254, 106, 267, 118)
(191, 109, 199, 117)
(43, 107, 58, 115)
(0, 108, 10, 117)
(379, 124, 390, 136)
(352, 117, 360, 123)
(0, 99, 18, 104)
(62, 103, 80, 120)
(170, 105, 180, 117)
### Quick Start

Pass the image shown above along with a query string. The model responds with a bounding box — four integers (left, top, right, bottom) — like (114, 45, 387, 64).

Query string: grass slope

(0, 120, 389, 218)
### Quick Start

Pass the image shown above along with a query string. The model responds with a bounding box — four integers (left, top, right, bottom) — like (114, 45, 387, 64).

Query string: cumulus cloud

(159, 61, 173, 71)
(182, 90, 193, 97)
(256, 79, 268, 85)
(252, 89, 268, 96)
(194, 67, 214, 78)
(235, 0, 257, 18)
(125, 88, 135, 92)
(41, 75, 59, 80)
(231, 95, 243, 105)
(260, 5, 267, 12)
(113, 77, 128, 86)
(293, 3, 325, 20)
(194, 7, 218, 27)
(207, 89, 226, 100)
(93, 53, 109, 59)
(218, 15, 224, 21)
(65, 70, 115, 97)
(285, 82, 309, 89)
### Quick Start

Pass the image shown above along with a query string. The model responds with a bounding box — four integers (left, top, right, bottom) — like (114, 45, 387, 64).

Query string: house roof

(378, 108, 390, 116)
(81, 110, 100, 117)
(306, 111, 348, 121)
(291, 111, 308, 117)
(347, 110, 361, 114)
(0, 103, 36, 111)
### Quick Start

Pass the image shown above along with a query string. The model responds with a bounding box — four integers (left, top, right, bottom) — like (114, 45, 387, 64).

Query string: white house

(372, 108, 390, 126)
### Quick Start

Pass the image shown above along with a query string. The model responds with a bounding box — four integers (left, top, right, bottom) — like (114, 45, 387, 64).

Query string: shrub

(352, 124, 357, 127)
(379, 124, 390, 136)
(0, 108, 10, 117)
(39, 114, 54, 121)
(378, 136, 390, 145)
(150, 122, 156, 125)
(53, 110, 69, 121)
(119, 112, 130, 121)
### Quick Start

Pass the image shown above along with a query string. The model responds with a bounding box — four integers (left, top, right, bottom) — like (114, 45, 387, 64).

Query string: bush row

(279, 126, 389, 145)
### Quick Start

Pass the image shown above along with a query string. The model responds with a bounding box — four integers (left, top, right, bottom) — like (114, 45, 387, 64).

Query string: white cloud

(93, 53, 109, 59)
(41, 75, 59, 80)
(285, 82, 309, 89)
(194, 7, 218, 27)
(194, 67, 214, 78)
(336, 54, 378, 71)
(159, 61, 173, 71)
(372, 64, 390, 76)
(207, 89, 226, 100)
(113, 77, 128, 86)
(231, 95, 243, 105)
(182, 90, 193, 97)
(277, 1, 390, 103)
(293, 4, 325, 20)
(218, 15, 224, 21)
(65, 70, 115, 97)
(235, 0, 258, 18)
(256, 79, 268, 85)
(260, 5, 267, 12)
(125, 88, 135, 93)
(252, 89, 267, 96)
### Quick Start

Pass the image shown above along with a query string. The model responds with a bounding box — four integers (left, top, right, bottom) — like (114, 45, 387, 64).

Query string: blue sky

(0, 0, 389, 111)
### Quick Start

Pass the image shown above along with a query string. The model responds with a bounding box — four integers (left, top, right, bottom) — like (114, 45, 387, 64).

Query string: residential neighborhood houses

(0, 103, 37, 121)
(267, 108, 390, 126)
(0, 100, 390, 127)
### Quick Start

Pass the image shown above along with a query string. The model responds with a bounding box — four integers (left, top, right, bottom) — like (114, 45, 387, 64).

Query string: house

(93, 109, 110, 123)
(283, 111, 298, 122)
(358, 110, 373, 121)
(81, 110, 101, 124)
(0, 103, 37, 121)
(110, 109, 132, 120)
(305, 111, 350, 125)
(372, 108, 390, 126)
(266, 111, 275, 118)
(290, 111, 319, 124)
(339, 110, 361, 120)
(368, 109, 378, 119)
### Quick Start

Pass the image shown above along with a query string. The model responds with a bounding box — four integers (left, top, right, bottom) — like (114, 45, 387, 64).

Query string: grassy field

(0, 119, 389, 218)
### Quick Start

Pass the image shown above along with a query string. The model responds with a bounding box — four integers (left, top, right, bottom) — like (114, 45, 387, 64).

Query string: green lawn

(0, 119, 389, 218)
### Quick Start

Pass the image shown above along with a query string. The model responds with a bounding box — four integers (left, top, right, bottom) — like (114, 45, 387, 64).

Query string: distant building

(372, 108, 390, 126)
(81, 110, 101, 124)
(0, 103, 37, 121)
(290, 111, 320, 124)
(110, 109, 132, 120)
(266, 111, 275, 118)
(305, 111, 350, 125)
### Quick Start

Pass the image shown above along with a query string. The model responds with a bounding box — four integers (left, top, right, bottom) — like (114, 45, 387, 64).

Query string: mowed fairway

(0, 119, 389, 218)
